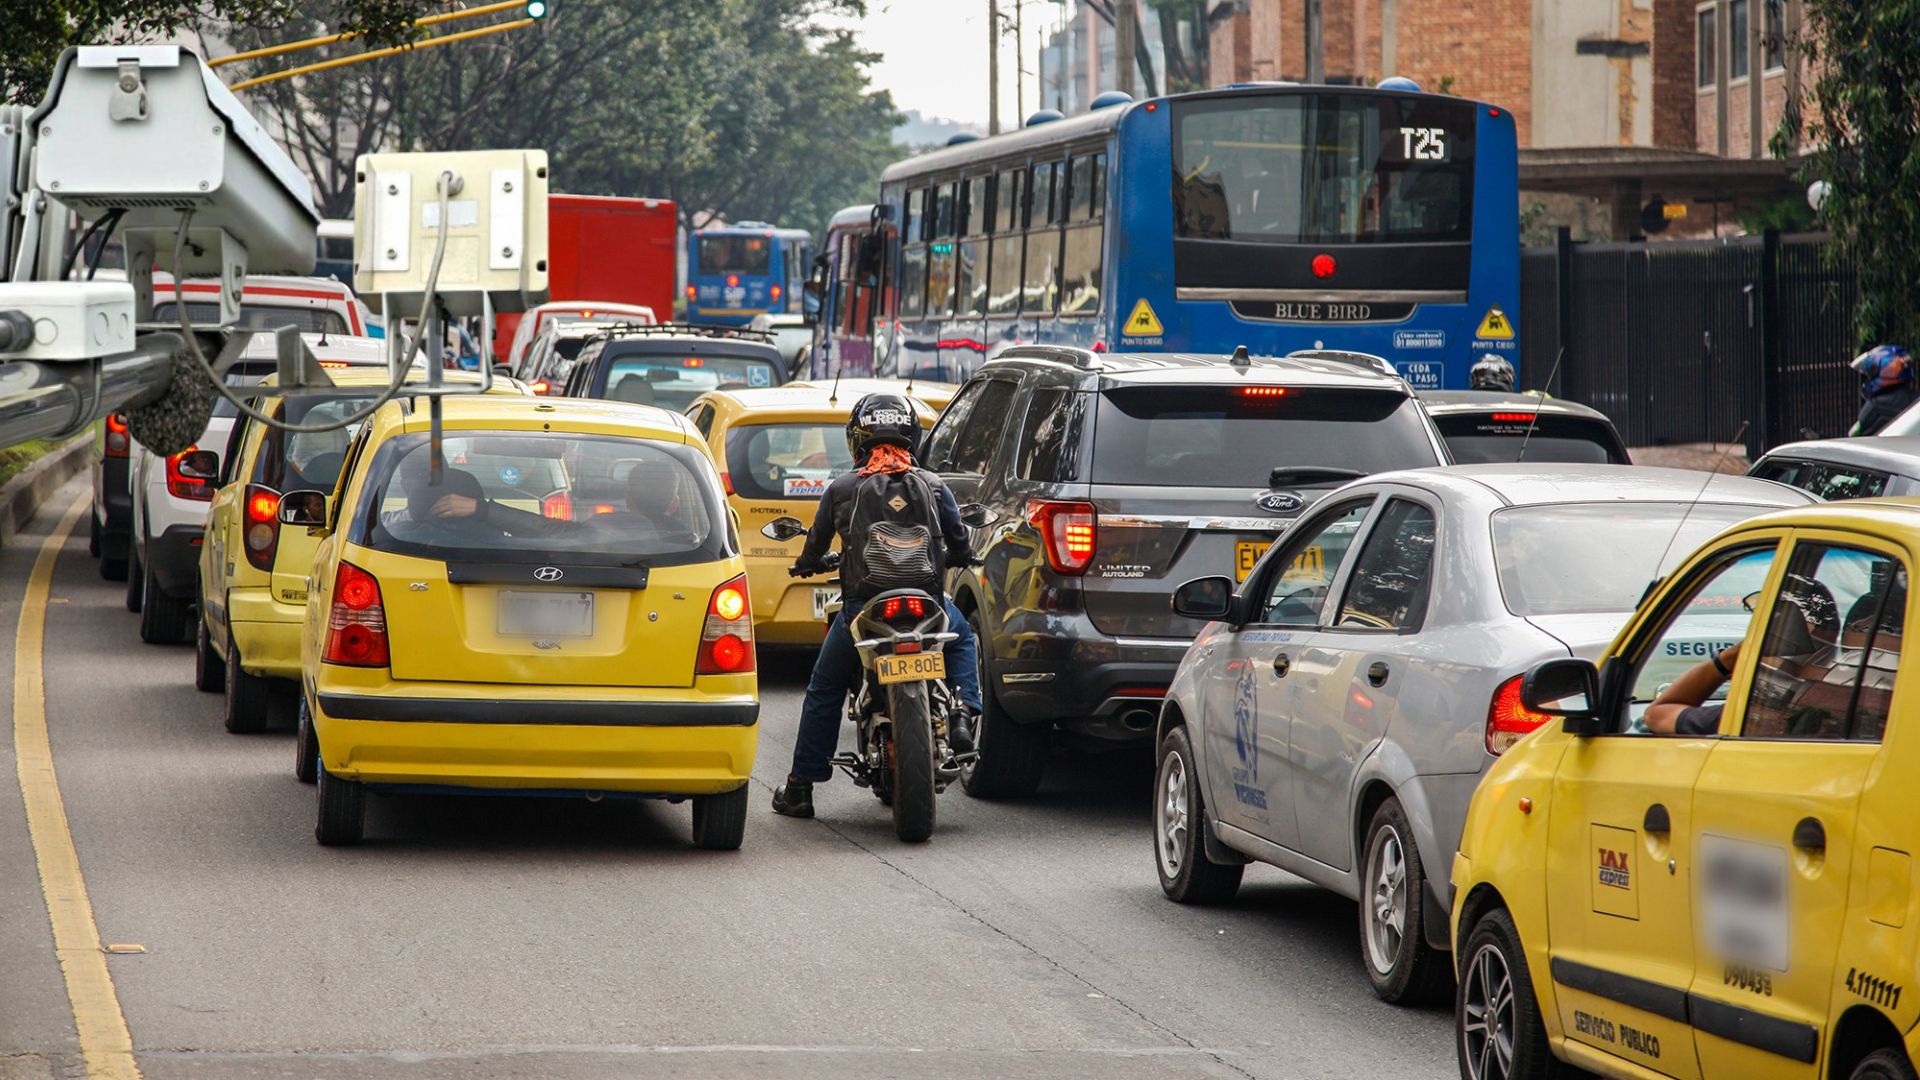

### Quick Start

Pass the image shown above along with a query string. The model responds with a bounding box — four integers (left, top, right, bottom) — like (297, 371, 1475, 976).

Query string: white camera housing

(354, 149, 550, 317)
(0, 281, 134, 361)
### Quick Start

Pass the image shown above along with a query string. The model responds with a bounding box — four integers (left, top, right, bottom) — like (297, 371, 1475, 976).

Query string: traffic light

(525, 0, 549, 19)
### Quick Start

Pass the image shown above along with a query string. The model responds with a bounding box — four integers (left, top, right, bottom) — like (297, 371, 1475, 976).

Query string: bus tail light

(696, 574, 754, 674)
(1027, 499, 1096, 575)
(323, 562, 389, 667)
(1486, 674, 1553, 755)
(104, 413, 130, 458)
(242, 485, 281, 571)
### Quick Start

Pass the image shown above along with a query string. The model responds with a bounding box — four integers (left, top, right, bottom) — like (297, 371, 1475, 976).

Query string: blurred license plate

(498, 590, 594, 637)
(876, 652, 946, 684)
(1236, 541, 1271, 582)
(811, 587, 840, 620)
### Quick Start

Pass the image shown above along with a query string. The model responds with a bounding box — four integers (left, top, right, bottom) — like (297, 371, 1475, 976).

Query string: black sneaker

(771, 778, 815, 818)
(948, 708, 977, 754)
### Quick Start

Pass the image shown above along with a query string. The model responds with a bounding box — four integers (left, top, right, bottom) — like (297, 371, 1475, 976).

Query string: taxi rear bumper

(226, 586, 305, 681)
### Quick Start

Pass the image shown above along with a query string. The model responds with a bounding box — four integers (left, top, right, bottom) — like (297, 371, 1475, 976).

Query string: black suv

(560, 324, 788, 412)
(929, 346, 1449, 798)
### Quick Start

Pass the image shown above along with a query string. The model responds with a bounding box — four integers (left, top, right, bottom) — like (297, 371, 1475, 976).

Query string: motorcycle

(762, 511, 988, 843)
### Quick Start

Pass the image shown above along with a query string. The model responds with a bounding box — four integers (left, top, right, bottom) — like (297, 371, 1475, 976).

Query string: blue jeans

(789, 598, 981, 784)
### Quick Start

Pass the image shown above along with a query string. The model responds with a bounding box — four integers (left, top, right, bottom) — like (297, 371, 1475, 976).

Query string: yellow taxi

(1451, 499, 1920, 1080)
(198, 369, 526, 738)
(787, 376, 960, 413)
(288, 395, 758, 849)
(682, 380, 938, 647)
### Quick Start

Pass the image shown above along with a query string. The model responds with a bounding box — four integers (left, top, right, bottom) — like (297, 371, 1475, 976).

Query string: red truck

(492, 193, 678, 362)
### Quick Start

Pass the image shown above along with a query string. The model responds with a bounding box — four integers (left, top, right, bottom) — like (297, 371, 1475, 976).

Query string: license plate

(811, 586, 841, 621)
(1236, 541, 1272, 582)
(497, 590, 594, 637)
(876, 651, 946, 684)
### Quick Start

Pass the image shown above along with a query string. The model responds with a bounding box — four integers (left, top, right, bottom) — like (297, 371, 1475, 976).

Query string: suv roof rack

(990, 344, 1100, 369)
(1283, 349, 1399, 379)
(589, 322, 778, 345)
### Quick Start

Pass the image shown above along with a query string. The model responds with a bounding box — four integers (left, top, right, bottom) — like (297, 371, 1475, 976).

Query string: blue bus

(685, 222, 814, 326)
(806, 82, 1519, 389)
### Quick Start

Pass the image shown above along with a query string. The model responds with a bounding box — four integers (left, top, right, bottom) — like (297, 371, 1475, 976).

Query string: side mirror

(278, 489, 328, 528)
(177, 449, 219, 480)
(1521, 657, 1602, 732)
(760, 515, 806, 541)
(958, 503, 998, 529)
(1172, 576, 1235, 621)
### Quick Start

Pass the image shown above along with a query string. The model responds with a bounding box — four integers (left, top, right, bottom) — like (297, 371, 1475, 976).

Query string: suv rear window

(351, 432, 727, 568)
(601, 351, 782, 412)
(1090, 386, 1437, 487)
(725, 422, 856, 500)
(1435, 413, 1625, 465)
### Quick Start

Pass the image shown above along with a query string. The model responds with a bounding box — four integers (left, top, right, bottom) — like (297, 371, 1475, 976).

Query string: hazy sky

(839, 0, 1065, 128)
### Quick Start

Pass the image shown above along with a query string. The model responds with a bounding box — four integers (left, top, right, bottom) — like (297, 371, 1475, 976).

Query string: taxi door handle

(1793, 817, 1826, 854)
(1272, 652, 1290, 677)
(1367, 661, 1390, 687)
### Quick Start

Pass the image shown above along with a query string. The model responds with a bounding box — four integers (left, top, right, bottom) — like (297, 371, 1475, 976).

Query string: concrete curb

(0, 435, 94, 549)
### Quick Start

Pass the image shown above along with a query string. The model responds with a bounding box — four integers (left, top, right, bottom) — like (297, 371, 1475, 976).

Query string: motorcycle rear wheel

(888, 681, 937, 843)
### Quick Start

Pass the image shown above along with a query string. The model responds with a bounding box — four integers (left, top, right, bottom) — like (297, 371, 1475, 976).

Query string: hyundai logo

(533, 566, 564, 582)
(1255, 492, 1304, 514)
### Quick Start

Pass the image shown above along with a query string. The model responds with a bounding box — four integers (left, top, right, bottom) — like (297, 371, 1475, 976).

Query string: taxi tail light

(541, 491, 574, 521)
(529, 379, 551, 395)
(165, 448, 216, 501)
(104, 413, 130, 458)
(323, 562, 389, 668)
(718, 472, 735, 496)
(1027, 499, 1096, 575)
(242, 484, 281, 571)
(1486, 674, 1553, 755)
(696, 574, 754, 674)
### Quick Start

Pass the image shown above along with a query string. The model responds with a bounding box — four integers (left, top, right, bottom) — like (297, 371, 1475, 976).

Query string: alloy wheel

(1461, 941, 1516, 1080)
(1364, 823, 1408, 975)
(1156, 750, 1189, 879)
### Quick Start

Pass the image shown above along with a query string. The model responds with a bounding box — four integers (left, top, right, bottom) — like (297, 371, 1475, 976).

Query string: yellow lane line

(12, 491, 141, 1080)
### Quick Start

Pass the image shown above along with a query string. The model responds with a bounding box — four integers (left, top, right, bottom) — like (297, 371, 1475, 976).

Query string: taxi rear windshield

(1090, 386, 1437, 487)
(251, 397, 371, 492)
(601, 352, 781, 412)
(725, 423, 857, 501)
(1492, 502, 1774, 617)
(1435, 413, 1627, 465)
(351, 432, 727, 568)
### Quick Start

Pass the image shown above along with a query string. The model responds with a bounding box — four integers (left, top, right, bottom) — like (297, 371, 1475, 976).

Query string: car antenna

(1649, 420, 1751, 588)
(829, 364, 842, 405)
(1513, 346, 1565, 463)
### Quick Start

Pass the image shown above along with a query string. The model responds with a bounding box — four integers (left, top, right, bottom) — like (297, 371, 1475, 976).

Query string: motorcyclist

(1849, 345, 1915, 436)
(1469, 353, 1516, 392)
(771, 393, 983, 820)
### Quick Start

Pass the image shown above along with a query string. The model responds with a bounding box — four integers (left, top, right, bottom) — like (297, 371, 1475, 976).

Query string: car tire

(222, 629, 271, 734)
(124, 544, 143, 613)
(89, 511, 101, 557)
(315, 764, 366, 846)
(1154, 724, 1243, 904)
(1853, 1050, 1920, 1080)
(1361, 797, 1453, 1005)
(1457, 907, 1564, 1080)
(139, 556, 194, 644)
(194, 614, 225, 692)
(959, 611, 1049, 800)
(295, 696, 319, 785)
(691, 784, 748, 851)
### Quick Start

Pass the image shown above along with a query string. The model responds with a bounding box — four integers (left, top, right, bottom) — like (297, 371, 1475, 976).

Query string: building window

(1763, 0, 1786, 72)
(1729, 0, 1749, 81)
(1696, 6, 1716, 88)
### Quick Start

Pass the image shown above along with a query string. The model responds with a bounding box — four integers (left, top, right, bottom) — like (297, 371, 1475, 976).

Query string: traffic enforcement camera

(353, 149, 551, 317)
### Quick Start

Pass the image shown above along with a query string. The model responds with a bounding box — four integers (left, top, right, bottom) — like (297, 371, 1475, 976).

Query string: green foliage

(1780, 0, 1920, 347)
(1737, 196, 1817, 236)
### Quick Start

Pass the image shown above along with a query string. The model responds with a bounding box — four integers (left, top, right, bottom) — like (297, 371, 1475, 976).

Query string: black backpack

(842, 467, 944, 599)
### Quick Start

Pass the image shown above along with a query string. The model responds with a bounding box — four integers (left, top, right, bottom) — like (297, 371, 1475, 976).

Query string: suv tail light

(696, 574, 754, 674)
(1486, 674, 1552, 755)
(323, 562, 389, 667)
(104, 413, 130, 458)
(165, 448, 216, 501)
(242, 485, 281, 571)
(1027, 499, 1096, 575)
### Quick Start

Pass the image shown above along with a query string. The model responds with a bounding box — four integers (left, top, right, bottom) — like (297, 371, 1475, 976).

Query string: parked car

(499, 300, 656, 373)
(561, 324, 787, 413)
(1453, 498, 1918, 1080)
(930, 345, 1451, 799)
(1418, 390, 1630, 465)
(1748, 435, 1920, 499)
(1151, 464, 1813, 1005)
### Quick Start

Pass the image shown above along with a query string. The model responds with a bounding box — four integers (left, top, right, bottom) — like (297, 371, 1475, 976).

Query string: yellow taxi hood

(399, 397, 695, 443)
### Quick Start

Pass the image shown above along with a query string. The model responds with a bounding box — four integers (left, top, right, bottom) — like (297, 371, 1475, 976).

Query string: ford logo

(533, 566, 564, 582)
(1255, 492, 1304, 514)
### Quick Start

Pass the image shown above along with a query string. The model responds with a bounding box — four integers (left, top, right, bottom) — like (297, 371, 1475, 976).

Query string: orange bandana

(859, 444, 914, 476)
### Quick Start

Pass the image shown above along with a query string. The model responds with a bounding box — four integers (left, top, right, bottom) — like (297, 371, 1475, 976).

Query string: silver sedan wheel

(1155, 749, 1189, 880)
(1363, 821, 1409, 976)
(1461, 940, 1516, 1080)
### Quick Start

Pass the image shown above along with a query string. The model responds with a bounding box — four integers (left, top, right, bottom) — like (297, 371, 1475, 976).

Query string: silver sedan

(1150, 464, 1813, 1004)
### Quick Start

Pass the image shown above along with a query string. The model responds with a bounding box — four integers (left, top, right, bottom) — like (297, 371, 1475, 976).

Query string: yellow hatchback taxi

(289, 396, 757, 849)
(683, 380, 937, 646)
(199, 369, 525, 735)
(1451, 500, 1920, 1080)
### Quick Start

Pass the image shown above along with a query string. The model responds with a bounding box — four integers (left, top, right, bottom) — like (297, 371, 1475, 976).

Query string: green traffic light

(525, 0, 548, 18)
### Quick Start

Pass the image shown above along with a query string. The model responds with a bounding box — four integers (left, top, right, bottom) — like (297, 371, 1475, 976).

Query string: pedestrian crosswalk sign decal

(1123, 299, 1164, 337)
(1476, 307, 1514, 340)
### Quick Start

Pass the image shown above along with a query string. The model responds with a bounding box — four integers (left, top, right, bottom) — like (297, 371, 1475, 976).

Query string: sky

(838, 0, 1067, 130)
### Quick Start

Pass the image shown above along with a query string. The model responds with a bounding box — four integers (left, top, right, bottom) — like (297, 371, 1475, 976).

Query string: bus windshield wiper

(1268, 466, 1366, 488)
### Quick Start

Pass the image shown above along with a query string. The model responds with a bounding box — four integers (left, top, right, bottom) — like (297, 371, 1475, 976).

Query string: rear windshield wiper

(1268, 466, 1367, 488)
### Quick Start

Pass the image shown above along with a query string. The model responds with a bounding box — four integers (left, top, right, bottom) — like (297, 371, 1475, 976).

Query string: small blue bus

(806, 82, 1519, 388)
(685, 222, 814, 326)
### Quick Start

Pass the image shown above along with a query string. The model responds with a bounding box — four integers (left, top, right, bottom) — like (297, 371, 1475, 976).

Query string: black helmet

(1469, 353, 1516, 392)
(846, 392, 919, 461)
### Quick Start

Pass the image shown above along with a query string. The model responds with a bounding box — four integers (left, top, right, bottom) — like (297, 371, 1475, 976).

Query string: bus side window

(987, 168, 1024, 318)
(1024, 162, 1062, 316)
(958, 176, 989, 317)
(927, 181, 958, 318)
(1061, 153, 1106, 316)
(900, 188, 929, 320)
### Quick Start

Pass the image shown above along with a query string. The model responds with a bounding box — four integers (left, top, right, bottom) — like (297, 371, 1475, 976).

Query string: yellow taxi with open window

(682, 379, 943, 647)
(1451, 499, 1920, 1080)
(289, 395, 757, 849)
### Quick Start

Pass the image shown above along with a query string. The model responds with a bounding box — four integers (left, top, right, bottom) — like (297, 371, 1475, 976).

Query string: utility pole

(989, 0, 1002, 135)
(1015, 0, 1025, 123)
(1304, 0, 1324, 83)
(1115, 0, 1137, 96)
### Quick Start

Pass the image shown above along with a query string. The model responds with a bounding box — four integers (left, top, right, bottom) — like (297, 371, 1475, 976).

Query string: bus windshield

(1171, 92, 1476, 245)
(698, 235, 774, 276)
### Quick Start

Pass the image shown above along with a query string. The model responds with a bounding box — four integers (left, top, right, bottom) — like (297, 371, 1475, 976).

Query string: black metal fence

(1518, 229, 1862, 458)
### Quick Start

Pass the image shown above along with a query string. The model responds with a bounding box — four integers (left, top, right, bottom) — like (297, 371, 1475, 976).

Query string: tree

(1145, 0, 1209, 94)
(1778, 0, 1920, 347)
